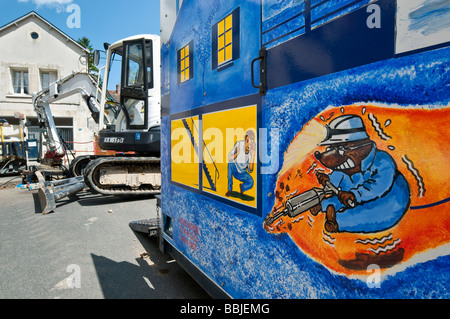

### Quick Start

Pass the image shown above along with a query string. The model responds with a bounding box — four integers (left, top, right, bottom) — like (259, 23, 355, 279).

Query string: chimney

(116, 84, 120, 94)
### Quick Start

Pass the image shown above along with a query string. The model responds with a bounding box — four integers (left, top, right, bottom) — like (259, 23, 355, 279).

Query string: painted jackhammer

(264, 179, 354, 227)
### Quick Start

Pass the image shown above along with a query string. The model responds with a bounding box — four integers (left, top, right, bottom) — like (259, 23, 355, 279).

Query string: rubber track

(69, 155, 100, 177)
(83, 156, 161, 195)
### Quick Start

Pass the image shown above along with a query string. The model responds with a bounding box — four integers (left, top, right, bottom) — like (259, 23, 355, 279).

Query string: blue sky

(1, 0, 160, 88)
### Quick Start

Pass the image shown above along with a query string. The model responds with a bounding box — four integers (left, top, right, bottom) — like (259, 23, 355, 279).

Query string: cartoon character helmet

(320, 114, 369, 145)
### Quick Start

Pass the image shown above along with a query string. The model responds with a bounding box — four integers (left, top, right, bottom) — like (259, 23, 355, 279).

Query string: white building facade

(0, 12, 97, 162)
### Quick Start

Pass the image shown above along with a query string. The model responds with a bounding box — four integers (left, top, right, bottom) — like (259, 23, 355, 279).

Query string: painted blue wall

(161, 0, 450, 298)
(167, 0, 261, 114)
(161, 45, 450, 299)
(262, 0, 374, 48)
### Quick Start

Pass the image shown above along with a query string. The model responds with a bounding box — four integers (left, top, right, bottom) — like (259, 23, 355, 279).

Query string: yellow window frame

(217, 13, 233, 65)
(180, 44, 190, 82)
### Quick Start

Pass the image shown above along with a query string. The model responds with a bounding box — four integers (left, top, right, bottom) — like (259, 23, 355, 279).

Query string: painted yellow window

(171, 116, 200, 189)
(202, 105, 257, 208)
(180, 44, 190, 82)
(217, 13, 233, 65)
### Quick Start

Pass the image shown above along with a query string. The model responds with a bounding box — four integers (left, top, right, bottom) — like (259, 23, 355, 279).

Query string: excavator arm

(32, 71, 105, 165)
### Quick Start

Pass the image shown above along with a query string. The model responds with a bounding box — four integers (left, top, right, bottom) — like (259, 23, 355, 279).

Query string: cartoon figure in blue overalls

(311, 115, 410, 233)
(226, 130, 256, 198)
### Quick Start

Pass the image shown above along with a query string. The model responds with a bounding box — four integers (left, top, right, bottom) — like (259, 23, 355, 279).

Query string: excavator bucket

(36, 171, 85, 214)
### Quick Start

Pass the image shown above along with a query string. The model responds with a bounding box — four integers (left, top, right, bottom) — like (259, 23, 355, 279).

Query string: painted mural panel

(258, 0, 450, 296)
(396, 0, 450, 54)
(171, 116, 200, 188)
(168, 0, 261, 113)
(310, 0, 373, 29)
(202, 105, 258, 208)
(262, 0, 306, 47)
(261, 44, 450, 295)
(261, 0, 374, 48)
(264, 104, 449, 277)
(162, 0, 450, 299)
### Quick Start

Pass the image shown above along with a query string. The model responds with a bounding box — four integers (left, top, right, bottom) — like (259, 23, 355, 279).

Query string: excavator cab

(97, 35, 161, 156)
(121, 39, 152, 129)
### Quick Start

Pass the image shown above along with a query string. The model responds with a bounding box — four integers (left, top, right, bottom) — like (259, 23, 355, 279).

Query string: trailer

(0, 115, 27, 176)
(156, 0, 450, 298)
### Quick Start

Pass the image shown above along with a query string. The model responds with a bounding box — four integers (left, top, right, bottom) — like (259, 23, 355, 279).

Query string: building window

(177, 41, 193, 84)
(40, 70, 57, 90)
(212, 7, 240, 70)
(56, 127, 74, 151)
(12, 69, 29, 95)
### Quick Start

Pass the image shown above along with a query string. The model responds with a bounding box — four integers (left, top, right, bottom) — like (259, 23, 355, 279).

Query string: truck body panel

(160, 0, 450, 298)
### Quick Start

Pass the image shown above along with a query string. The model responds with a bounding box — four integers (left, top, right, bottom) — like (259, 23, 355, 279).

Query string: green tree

(77, 37, 99, 77)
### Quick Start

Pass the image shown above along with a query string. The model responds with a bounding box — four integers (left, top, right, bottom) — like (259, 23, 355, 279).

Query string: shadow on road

(76, 191, 155, 206)
(91, 231, 211, 299)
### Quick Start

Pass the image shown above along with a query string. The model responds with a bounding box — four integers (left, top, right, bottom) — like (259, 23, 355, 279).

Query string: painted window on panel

(218, 13, 233, 65)
(180, 44, 190, 82)
(212, 7, 240, 70)
(178, 41, 193, 83)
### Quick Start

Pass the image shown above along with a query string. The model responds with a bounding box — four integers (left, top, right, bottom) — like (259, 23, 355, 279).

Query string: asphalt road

(0, 176, 210, 299)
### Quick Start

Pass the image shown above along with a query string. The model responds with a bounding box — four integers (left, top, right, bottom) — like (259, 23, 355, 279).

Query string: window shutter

(211, 22, 218, 70)
(232, 7, 240, 61)
(189, 40, 194, 79)
(177, 47, 181, 84)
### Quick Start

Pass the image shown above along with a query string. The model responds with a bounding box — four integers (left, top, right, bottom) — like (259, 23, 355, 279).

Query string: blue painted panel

(267, 0, 396, 90)
(311, 0, 373, 28)
(168, 0, 261, 114)
(161, 0, 450, 299)
(261, 46, 450, 298)
(262, 46, 450, 219)
(261, 0, 374, 48)
(161, 42, 170, 96)
(262, 1, 306, 47)
(162, 45, 450, 299)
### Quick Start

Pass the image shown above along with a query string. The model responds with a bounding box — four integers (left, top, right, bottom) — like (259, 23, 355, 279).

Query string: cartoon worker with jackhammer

(226, 130, 256, 197)
(311, 114, 410, 233)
